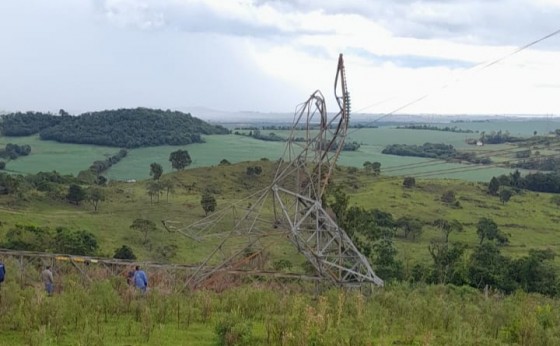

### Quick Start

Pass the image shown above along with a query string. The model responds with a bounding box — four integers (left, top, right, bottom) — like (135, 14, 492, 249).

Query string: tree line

(396, 124, 475, 133)
(489, 170, 560, 194)
(382, 142, 491, 164)
(1, 108, 230, 148)
(0, 143, 32, 169)
(87, 149, 128, 175)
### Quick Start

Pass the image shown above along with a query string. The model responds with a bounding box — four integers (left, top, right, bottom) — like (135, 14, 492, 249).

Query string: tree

(169, 150, 192, 171)
(53, 228, 98, 256)
(87, 186, 105, 212)
(246, 166, 263, 176)
(468, 242, 513, 291)
(396, 216, 423, 240)
(476, 217, 508, 245)
(0, 161, 5, 170)
(488, 176, 500, 195)
(371, 162, 381, 175)
(219, 159, 231, 166)
(201, 191, 217, 216)
(363, 161, 380, 175)
(113, 245, 137, 260)
(428, 241, 467, 285)
(434, 219, 463, 243)
(146, 180, 163, 204)
(2, 225, 52, 251)
(371, 238, 403, 281)
(130, 219, 157, 244)
(441, 190, 457, 205)
(509, 249, 559, 296)
(403, 177, 416, 188)
(77, 169, 97, 184)
(499, 187, 513, 205)
(66, 184, 86, 205)
(150, 162, 163, 180)
(328, 185, 349, 223)
(510, 169, 521, 188)
(160, 178, 175, 202)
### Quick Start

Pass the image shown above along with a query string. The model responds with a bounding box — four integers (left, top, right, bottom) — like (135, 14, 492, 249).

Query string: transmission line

(349, 27, 560, 133)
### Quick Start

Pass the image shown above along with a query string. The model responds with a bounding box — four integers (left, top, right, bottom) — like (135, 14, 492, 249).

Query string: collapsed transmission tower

(164, 54, 383, 288)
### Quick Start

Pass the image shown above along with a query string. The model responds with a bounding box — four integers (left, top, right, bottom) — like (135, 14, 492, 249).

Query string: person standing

(41, 265, 54, 295)
(0, 261, 5, 287)
(133, 266, 148, 293)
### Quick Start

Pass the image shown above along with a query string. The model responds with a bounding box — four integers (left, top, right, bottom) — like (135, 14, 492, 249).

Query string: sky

(1, 0, 560, 116)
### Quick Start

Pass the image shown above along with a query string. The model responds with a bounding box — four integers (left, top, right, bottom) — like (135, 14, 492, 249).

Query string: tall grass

(1, 270, 560, 345)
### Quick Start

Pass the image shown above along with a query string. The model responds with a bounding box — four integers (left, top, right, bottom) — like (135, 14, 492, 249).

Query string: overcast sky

(1, 0, 559, 116)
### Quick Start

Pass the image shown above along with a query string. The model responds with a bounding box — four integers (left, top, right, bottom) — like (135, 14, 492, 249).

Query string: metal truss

(166, 54, 383, 288)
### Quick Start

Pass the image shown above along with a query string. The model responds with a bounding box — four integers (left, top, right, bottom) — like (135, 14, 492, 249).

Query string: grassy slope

(340, 170, 560, 265)
(0, 161, 559, 268)
(0, 160, 302, 265)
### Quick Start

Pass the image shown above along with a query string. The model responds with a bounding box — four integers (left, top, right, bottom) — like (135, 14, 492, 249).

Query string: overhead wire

(347, 27, 560, 135)
(332, 27, 560, 180)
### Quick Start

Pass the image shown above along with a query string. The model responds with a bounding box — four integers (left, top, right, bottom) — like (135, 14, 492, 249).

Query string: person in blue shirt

(133, 266, 148, 293)
(0, 261, 5, 287)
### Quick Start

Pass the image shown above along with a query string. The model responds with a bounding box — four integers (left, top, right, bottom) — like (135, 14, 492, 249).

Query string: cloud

(0, 0, 306, 113)
(348, 48, 474, 68)
(0, 0, 559, 115)
(93, 0, 330, 37)
(255, 0, 560, 48)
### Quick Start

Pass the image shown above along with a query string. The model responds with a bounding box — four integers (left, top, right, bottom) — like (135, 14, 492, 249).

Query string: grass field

(1, 276, 559, 345)
(0, 120, 542, 182)
(0, 160, 559, 267)
(341, 173, 560, 266)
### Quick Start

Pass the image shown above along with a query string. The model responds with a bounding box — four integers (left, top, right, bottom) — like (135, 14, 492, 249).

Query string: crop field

(431, 119, 560, 136)
(0, 119, 556, 182)
(0, 136, 119, 177)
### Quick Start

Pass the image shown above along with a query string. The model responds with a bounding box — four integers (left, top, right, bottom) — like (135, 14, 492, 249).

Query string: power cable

(348, 27, 560, 132)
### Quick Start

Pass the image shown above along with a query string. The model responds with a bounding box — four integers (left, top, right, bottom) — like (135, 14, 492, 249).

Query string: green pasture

(105, 135, 286, 181)
(430, 119, 560, 136)
(0, 136, 120, 176)
(0, 123, 543, 182)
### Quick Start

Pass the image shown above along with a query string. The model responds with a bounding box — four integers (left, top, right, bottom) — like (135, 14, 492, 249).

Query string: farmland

(4, 118, 560, 181)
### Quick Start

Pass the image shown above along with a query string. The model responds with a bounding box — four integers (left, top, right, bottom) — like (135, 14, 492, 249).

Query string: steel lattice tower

(164, 54, 383, 288)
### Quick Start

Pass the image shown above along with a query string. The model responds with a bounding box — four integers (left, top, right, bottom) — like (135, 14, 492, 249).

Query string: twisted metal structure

(165, 54, 383, 288)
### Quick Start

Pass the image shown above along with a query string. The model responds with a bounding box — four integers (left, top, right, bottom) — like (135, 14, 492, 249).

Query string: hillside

(0, 161, 559, 265)
(0, 108, 229, 148)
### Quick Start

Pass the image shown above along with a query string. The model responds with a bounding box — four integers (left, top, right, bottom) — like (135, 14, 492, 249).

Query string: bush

(215, 318, 253, 346)
(113, 245, 136, 260)
(403, 177, 416, 188)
